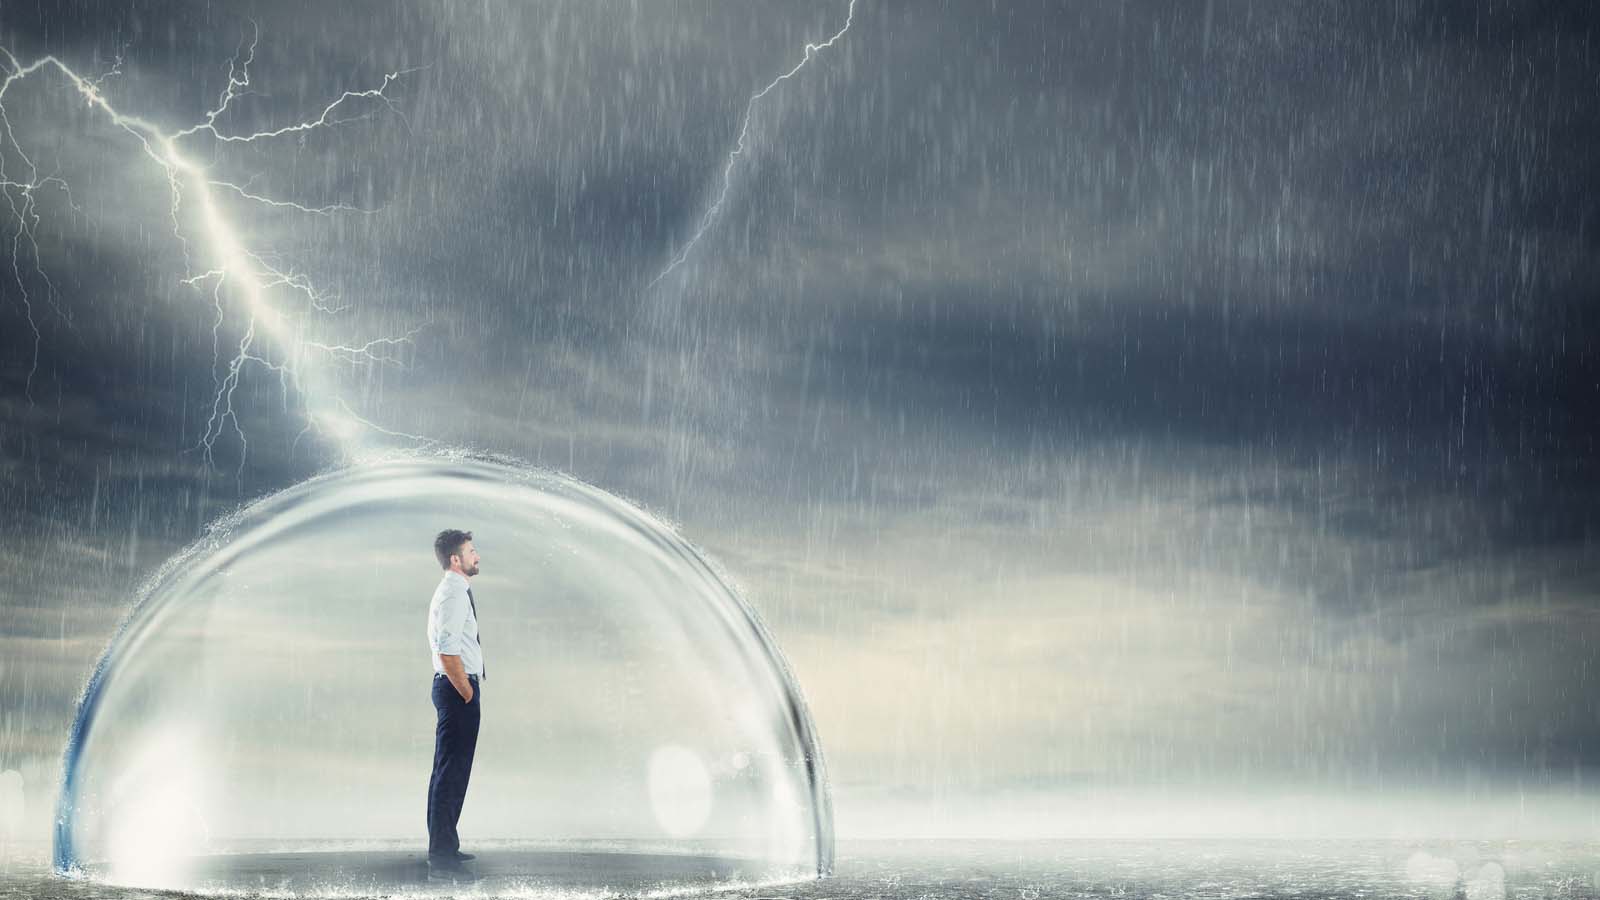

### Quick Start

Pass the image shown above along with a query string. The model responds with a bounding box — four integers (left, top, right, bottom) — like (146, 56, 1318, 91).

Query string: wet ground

(2, 839, 1597, 899)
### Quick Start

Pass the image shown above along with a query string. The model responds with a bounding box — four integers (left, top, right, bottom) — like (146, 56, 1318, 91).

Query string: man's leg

(456, 681, 481, 810)
(426, 677, 469, 856)
(426, 679, 446, 845)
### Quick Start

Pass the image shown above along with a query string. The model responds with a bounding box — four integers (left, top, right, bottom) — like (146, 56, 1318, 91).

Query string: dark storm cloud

(601, 0, 1600, 625)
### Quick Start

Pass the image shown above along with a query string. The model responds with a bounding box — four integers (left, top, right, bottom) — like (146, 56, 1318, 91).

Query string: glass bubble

(55, 455, 832, 895)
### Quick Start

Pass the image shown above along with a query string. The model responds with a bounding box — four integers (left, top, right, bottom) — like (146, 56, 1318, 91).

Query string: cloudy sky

(2, 0, 1597, 840)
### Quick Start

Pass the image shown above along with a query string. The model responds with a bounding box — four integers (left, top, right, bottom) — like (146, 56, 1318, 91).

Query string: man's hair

(434, 529, 473, 570)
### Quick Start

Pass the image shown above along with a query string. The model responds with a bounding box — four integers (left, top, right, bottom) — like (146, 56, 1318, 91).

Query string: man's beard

(465, 563, 480, 576)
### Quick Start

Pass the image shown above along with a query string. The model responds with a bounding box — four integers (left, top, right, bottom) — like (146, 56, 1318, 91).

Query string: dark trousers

(427, 673, 480, 856)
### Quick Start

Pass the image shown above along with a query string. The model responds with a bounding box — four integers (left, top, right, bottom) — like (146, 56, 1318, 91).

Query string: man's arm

(439, 653, 474, 702)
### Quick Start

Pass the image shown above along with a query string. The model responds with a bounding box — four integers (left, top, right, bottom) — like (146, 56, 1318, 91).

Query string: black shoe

(428, 850, 475, 864)
(427, 858, 476, 881)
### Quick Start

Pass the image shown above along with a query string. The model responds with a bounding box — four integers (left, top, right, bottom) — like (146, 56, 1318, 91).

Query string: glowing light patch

(0, 769, 23, 835)
(1466, 862, 1507, 900)
(1404, 851, 1462, 886)
(103, 731, 211, 888)
(648, 746, 713, 838)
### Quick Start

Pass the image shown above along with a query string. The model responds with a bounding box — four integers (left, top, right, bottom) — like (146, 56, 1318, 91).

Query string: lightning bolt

(0, 27, 426, 474)
(649, 0, 857, 288)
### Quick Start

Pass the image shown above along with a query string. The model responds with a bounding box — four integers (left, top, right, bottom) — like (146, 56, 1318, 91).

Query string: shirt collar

(443, 570, 471, 591)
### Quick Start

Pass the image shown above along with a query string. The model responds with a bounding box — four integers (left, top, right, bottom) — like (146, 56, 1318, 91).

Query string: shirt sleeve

(431, 588, 468, 655)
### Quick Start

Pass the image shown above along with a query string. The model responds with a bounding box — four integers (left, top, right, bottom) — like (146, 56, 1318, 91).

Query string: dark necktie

(467, 587, 484, 680)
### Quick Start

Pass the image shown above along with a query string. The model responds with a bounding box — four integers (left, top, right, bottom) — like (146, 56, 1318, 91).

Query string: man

(426, 529, 484, 875)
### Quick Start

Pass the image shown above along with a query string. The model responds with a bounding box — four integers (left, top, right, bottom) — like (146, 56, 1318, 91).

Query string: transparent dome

(55, 455, 832, 895)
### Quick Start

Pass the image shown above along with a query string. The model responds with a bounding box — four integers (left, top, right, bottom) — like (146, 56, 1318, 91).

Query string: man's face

(455, 540, 481, 577)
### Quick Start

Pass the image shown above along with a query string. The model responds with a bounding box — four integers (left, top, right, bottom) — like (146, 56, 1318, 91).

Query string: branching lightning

(649, 0, 856, 288)
(0, 28, 425, 473)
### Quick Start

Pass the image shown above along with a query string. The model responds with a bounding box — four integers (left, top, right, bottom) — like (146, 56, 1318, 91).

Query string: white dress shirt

(428, 570, 484, 677)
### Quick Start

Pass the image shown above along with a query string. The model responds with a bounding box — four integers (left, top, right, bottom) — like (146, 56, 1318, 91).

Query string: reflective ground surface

(3, 839, 1598, 899)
